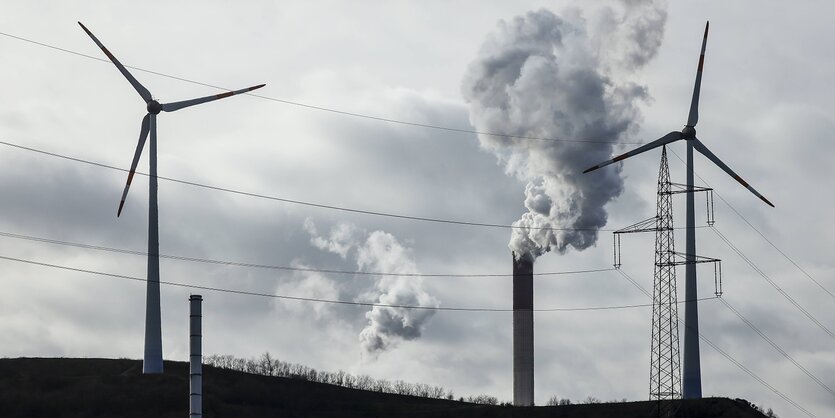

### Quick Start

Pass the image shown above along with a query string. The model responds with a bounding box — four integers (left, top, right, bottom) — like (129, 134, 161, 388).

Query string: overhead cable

(718, 297, 835, 398)
(0, 30, 643, 146)
(614, 269, 818, 418)
(710, 227, 835, 341)
(0, 139, 710, 233)
(667, 147, 834, 300)
(0, 229, 613, 278)
(0, 253, 716, 313)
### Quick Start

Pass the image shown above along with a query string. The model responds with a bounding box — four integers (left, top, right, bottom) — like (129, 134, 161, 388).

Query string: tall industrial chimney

(189, 295, 203, 418)
(513, 252, 534, 406)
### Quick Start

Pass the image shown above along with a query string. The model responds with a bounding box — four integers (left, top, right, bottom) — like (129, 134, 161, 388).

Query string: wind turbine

(78, 22, 265, 374)
(583, 21, 773, 398)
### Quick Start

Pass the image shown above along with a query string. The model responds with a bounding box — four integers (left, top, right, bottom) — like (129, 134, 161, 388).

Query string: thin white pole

(682, 140, 702, 398)
(144, 114, 163, 374)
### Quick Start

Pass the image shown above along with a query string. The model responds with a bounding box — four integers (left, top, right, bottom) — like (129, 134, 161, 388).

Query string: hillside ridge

(0, 357, 771, 418)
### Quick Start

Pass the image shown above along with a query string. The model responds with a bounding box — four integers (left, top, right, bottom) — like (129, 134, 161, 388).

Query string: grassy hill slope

(0, 358, 770, 418)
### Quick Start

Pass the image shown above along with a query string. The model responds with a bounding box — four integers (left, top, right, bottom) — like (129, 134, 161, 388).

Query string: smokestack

(189, 295, 203, 418)
(513, 252, 534, 406)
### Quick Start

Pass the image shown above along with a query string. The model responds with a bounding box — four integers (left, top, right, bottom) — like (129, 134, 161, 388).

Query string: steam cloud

(462, 1, 667, 260)
(305, 219, 438, 357)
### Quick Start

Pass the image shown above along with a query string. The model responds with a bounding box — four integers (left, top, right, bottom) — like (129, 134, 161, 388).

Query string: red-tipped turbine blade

(686, 21, 709, 127)
(118, 114, 151, 217)
(78, 22, 153, 103)
(692, 138, 774, 207)
(161, 84, 266, 112)
(582, 131, 683, 173)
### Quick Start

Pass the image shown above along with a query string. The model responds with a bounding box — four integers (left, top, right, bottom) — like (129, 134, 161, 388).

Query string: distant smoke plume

(304, 218, 358, 259)
(305, 219, 438, 357)
(275, 261, 341, 320)
(356, 231, 438, 356)
(462, 1, 667, 261)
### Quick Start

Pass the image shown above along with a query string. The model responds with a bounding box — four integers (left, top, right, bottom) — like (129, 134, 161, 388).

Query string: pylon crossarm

(667, 182, 712, 195)
(614, 217, 661, 234)
(613, 217, 662, 268)
(668, 183, 716, 226)
(666, 252, 723, 297)
(668, 252, 720, 265)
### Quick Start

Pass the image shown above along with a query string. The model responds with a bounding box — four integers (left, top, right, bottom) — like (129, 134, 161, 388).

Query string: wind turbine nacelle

(147, 100, 163, 115)
(682, 125, 696, 138)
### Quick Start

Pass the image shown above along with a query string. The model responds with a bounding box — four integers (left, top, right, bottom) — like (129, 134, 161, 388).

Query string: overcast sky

(1, 0, 834, 415)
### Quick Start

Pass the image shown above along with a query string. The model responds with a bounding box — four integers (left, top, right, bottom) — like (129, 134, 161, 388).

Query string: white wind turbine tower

(79, 22, 265, 374)
(583, 22, 773, 398)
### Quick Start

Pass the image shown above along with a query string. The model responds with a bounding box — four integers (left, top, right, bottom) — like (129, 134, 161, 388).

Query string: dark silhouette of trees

(546, 395, 572, 406)
(207, 353, 680, 409)
(205, 352, 491, 402)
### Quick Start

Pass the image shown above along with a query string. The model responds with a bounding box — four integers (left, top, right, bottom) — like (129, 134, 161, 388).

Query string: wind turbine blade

(78, 22, 153, 103)
(686, 21, 709, 127)
(692, 138, 774, 207)
(582, 131, 683, 173)
(118, 114, 151, 217)
(161, 84, 266, 112)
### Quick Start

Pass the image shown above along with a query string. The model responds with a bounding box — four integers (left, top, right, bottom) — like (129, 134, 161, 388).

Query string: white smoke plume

(304, 219, 438, 357)
(275, 261, 341, 320)
(462, 1, 668, 261)
(303, 218, 358, 259)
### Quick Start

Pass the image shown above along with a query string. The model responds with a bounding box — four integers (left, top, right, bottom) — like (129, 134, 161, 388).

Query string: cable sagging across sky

(0, 139, 712, 233)
(0, 29, 643, 146)
(0, 229, 614, 278)
(0, 253, 719, 313)
(666, 147, 835, 301)
(710, 227, 835, 342)
(614, 269, 818, 418)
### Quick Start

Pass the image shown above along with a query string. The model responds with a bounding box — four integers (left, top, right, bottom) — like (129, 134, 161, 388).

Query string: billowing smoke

(304, 219, 438, 357)
(355, 231, 438, 356)
(462, 1, 667, 261)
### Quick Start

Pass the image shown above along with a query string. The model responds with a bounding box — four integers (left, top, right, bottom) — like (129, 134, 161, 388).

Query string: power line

(0, 229, 613, 278)
(710, 227, 835, 341)
(0, 138, 679, 234)
(721, 201, 835, 299)
(665, 148, 835, 339)
(6, 26, 819, 284)
(666, 147, 835, 300)
(614, 269, 818, 418)
(685, 319, 819, 418)
(0, 30, 644, 146)
(612, 145, 829, 415)
(0, 139, 711, 233)
(0, 253, 715, 313)
(717, 297, 835, 399)
(0, 140, 587, 232)
(2, 25, 824, 414)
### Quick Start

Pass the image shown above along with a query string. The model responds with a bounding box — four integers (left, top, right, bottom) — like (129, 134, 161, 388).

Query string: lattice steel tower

(649, 146, 681, 401)
(612, 145, 722, 417)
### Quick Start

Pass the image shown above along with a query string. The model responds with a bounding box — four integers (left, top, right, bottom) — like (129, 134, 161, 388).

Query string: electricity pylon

(649, 146, 681, 402)
(612, 146, 722, 416)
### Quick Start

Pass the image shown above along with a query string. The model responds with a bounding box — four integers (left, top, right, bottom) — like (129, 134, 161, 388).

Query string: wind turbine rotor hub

(147, 100, 162, 115)
(682, 125, 696, 138)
